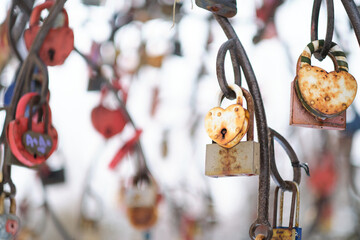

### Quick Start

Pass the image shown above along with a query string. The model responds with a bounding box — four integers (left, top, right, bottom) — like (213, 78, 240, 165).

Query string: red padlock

(24, 1, 74, 66)
(7, 92, 58, 167)
(91, 89, 128, 139)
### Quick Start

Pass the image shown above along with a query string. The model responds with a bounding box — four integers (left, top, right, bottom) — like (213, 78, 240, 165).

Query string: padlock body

(0, 214, 20, 239)
(195, 0, 237, 18)
(272, 227, 301, 240)
(91, 105, 127, 139)
(7, 117, 58, 167)
(205, 141, 260, 177)
(126, 206, 158, 230)
(290, 80, 346, 130)
(125, 187, 157, 208)
(24, 27, 74, 66)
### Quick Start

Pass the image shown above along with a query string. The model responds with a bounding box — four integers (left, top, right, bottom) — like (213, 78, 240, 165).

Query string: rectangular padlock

(205, 87, 260, 177)
(205, 141, 260, 177)
(272, 181, 302, 240)
(290, 80, 346, 130)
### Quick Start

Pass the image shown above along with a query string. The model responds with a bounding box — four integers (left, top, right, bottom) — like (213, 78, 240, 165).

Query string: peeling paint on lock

(205, 84, 247, 148)
(205, 141, 260, 177)
(290, 40, 356, 130)
(205, 87, 260, 177)
(296, 65, 357, 118)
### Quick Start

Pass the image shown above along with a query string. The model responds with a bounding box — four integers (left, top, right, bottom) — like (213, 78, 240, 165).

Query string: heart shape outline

(296, 65, 357, 118)
(205, 104, 246, 146)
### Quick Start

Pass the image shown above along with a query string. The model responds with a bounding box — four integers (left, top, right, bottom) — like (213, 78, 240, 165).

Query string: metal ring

(249, 221, 272, 240)
(311, 0, 334, 61)
(216, 39, 242, 100)
(268, 128, 301, 191)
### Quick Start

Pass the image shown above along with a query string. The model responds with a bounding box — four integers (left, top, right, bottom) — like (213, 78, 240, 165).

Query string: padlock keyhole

(34, 153, 37, 159)
(221, 128, 227, 139)
(48, 48, 55, 61)
(105, 127, 112, 137)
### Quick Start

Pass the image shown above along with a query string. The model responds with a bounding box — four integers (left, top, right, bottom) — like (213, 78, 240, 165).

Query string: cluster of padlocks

(0, 0, 359, 239)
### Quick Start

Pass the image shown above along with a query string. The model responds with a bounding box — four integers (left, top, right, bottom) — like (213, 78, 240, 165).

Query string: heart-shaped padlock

(91, 89, 128, 139)
(23, 1, 74, 66)
(0, 194, 20, 239)
(295, 40, 357, 119)
(7, 92, 58, 167)
(205, 84, 249, 148)
(124, 174, 161, 230)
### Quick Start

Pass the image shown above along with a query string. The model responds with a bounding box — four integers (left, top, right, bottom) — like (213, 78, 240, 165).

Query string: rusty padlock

(24, 1, 74, 66)
(205, 85, 260, 177)
(7, 92, 58, 167)
(290, 40, 357, 130)
(272, 181, 302, 240)
(195, 0, 237, 18)
(124, 174, 160, 230)
(91, 88, 128, 139)
(0, 194, 20, 239)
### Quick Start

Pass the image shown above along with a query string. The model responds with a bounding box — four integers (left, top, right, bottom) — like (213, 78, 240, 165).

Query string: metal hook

(216, 38, 242, 100)
(213, 14, 270, 240)
(311, 0, 334, 61)
(268, 128, 305, 191)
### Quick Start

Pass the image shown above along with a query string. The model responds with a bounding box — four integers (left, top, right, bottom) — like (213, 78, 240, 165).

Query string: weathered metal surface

(205, 84, 247, 148)
(341, 0, 360, 47)
(24, 1, 74, 66)
(311, 0, 334, 60)
(272, 181, 301, 240)
(195, 0, 237, 18)
(296, 66, 356, 117)
(205, 141, 260, 177)
(290, 80, 346, 130)
(295, 40, 357, 119)
(211, 15, 271, 239)
(268, 128, 301, 192)
(205, 87, 259, 177)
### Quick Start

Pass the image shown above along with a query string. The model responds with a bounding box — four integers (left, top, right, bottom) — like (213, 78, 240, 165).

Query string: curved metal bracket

(213, 14, 271, 240)
(268, 128, 301, 192)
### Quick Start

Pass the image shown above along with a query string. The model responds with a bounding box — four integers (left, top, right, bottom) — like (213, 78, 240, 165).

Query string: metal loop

(213, 15, 270, 238)
(216, 38, 242, 100)
(311, 0, 334, 61)
(268, 128, 301, 191)
(249, 220, 272, 240)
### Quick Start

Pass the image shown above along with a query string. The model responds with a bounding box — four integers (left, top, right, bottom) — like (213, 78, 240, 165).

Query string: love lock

(0, 194, 20, 240)
(272, 181, 302, 240)
(205, 84, 260, 177)
(7, 92, 58, 167)
(24, 1, 74, 66)
(124, 174, 160, 230)
(91, 89, 128, 139)
(290, 40, 357, 130)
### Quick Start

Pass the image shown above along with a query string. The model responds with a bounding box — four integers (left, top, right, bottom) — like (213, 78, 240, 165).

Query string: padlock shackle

(29, 1, 69, 28)
(297, 40, 348, 73)
(242, 88, 254, 141)
(272, 181, 300, 229)
(10, 197, 16, 215)
(0, 193, 4, 215)
(15, 92, 53, 132)
(217, 83, 244, 106)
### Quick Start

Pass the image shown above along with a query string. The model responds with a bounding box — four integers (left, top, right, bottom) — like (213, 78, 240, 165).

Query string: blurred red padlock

(7, 92, 58, 167)
(24, 1, 74, 66)
(91, 89, 128, 139)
